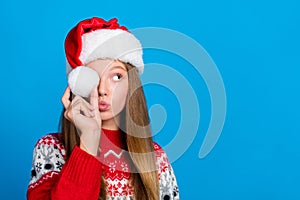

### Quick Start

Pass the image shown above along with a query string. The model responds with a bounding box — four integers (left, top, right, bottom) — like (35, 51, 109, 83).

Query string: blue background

(1, 0, 300, 199)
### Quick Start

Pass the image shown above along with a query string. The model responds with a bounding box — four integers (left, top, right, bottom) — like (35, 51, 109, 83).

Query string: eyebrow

(110, 65, 127, 71)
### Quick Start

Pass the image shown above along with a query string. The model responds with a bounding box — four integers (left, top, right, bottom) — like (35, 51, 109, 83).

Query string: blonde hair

(60, 63, 159, 200)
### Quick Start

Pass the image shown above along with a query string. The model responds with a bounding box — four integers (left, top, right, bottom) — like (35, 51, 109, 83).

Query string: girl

(27, 17, 179, 200)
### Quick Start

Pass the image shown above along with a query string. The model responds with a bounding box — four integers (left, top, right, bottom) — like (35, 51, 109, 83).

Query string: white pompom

(68, 66, 100, 98)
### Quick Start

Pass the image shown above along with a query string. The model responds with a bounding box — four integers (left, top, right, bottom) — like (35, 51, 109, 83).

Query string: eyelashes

(112, 73, 123, 81)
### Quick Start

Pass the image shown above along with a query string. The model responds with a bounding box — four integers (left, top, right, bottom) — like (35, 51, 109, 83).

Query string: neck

(101, 116, 121, 130)
(100, 127, 126, 150)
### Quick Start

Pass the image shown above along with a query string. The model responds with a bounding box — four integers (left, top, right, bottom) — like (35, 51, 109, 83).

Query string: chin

(100, 112, 121, 121)
(100, 113, 113, 121)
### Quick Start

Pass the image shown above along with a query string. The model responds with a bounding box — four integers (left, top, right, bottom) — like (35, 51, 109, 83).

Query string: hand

(61, 86, 101, 156)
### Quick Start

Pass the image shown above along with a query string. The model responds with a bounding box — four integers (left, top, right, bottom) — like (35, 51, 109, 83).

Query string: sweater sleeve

(27, 134, 103, 200)
(154, 142, 180, 200)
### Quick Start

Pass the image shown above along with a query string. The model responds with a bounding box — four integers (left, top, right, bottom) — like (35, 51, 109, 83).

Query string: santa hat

(65, 17, 144, 74)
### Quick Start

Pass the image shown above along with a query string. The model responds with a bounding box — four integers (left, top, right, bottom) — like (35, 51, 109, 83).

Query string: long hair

(59, 63, 159, 200)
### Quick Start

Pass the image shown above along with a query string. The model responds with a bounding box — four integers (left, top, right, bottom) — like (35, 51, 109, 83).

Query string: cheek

(111, 82, 128, 110)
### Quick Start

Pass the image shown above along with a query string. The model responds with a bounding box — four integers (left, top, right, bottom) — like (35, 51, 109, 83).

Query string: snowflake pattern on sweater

(29, 134, 66, 188)
(28, 133, 180, 200)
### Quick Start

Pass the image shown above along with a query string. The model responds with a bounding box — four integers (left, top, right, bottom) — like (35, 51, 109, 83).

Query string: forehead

(86, 59, 126, 74)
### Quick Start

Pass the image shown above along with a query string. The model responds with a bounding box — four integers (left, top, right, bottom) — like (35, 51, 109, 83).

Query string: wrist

(79, 143, 99, 156)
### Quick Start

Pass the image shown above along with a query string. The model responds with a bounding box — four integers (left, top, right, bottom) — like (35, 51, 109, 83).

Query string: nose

(98, 78, 108, 97)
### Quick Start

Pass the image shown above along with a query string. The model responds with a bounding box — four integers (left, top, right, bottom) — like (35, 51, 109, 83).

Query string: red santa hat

(65, 17, 144, 74)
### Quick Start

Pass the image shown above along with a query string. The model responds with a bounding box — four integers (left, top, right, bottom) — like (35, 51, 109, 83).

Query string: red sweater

(27, 129, 179, 199)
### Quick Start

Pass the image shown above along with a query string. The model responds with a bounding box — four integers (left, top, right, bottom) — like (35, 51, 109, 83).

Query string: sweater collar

(100, 128, 127, 150)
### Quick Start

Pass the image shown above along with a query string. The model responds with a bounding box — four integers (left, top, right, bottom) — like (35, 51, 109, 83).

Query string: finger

(71, 98, 95, 118)
(89, 86, 101, 126)
(64, 96, 86, 120)
(65, 100, 95, 122)
(80, 106, 95, 118)
(73, 95, 95, 111)
(64, 107, 77, 121)
(61, 86, 71, 109)
(89, 86, 99, 111)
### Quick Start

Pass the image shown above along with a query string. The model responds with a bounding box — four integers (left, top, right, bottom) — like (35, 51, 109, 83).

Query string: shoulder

(153, 141, 163, 152)
(29, 133, 66, 187)
(153, 141, 163, 155)
(35, 133, 63, 147)
(153, 142, 180, 199)
(34, 133, 65, 156)
(153, 142, 171, 173)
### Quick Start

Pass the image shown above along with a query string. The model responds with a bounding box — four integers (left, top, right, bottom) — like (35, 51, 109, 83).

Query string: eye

(112, 73, 122, 81)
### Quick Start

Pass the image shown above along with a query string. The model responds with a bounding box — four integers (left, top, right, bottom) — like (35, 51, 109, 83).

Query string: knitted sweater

(27, 129, 179, 199)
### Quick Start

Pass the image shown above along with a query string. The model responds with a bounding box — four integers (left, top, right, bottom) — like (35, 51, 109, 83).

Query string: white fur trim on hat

(78, 29, 144, 74)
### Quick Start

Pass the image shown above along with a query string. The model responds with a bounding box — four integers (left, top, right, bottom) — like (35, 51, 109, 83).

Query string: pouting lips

(98, 100, 110, 111)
